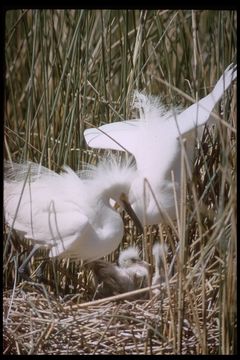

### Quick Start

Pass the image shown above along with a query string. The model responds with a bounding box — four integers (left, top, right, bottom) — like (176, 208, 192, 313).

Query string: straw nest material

(3, 276, 221, 355)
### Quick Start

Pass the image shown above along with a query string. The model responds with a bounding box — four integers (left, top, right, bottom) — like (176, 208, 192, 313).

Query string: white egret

(90, 246, 149, 299)
(4, 159, 143, 278)
(84, 64, 237, 225)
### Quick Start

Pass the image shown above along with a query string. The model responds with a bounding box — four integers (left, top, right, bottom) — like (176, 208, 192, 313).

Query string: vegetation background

(3, 9, 237, 354)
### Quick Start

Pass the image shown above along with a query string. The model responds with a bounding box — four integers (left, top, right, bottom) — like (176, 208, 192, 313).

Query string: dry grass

(3, 276, 222, 355)
(3, 9, 237, 355)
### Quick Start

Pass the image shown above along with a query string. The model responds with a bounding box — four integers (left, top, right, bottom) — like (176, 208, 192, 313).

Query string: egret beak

(120, 193, 143, 234)
(140, 260, 151, 269)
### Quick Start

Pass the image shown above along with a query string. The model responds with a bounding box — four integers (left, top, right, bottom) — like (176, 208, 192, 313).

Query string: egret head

(87, 156, 143, 233)
(118, 246, 150, 288)
(118, 246, 141, 268)
(118, 246, 149, 269)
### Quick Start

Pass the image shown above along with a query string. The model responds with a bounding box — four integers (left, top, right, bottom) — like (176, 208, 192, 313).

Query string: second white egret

(84, 64, 237, 226)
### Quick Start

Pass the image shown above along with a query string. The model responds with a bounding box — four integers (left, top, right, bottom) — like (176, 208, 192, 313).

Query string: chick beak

(140, 260, 151, 270)
(120, 193, 143, 235)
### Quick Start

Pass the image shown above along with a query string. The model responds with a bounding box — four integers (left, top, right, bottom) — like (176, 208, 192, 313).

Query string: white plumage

(4, 159, 142, 274)
(84, 64, 237, 225)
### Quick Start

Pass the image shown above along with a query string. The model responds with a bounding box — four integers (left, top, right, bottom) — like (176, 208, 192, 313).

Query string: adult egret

(90, 246, 149, 299)
(84, 64, 237, 225)
(4, 159, 143, 278)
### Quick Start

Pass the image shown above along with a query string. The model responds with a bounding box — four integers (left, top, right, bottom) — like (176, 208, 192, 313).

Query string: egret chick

(4, 159, 143, 279)
(152, 242, 168, 295)
(90, 246, 149, 299)
(84, 64, 237, 225)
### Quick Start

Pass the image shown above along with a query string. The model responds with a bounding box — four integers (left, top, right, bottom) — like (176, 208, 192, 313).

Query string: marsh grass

(3, 9, 237, 354)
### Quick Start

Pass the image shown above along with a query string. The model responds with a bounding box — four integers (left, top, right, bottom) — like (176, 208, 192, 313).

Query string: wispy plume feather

(132, 90, 179, 121)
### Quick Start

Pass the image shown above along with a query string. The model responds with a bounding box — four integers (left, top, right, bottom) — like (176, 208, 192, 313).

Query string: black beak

(120, 193, 143, 235)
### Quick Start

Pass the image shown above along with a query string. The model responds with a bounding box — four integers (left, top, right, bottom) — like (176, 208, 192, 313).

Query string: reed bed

(3, 9, 237, 355)
(3, 277, 223, 355)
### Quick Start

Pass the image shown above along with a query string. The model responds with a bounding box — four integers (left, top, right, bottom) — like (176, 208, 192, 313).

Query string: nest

(3, 277, 222, 355)
(3, 223, 235, 355)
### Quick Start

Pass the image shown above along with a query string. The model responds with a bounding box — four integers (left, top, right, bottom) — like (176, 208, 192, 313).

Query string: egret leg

(18, 246, 55, 286)
(18, 244, 41, 280)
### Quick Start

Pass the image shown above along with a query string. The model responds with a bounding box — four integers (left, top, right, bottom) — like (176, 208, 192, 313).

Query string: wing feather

(175, 63, 237, 135)
(84, 120, 141, 154)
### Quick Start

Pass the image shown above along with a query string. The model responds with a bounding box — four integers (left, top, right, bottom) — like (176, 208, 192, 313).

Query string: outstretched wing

(84, 119, 141, 154)
(174, 63, 237, 135)
(84, 64, 236, 157)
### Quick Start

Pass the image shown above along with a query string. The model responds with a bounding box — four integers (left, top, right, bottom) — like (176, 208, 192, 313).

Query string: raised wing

(175, 63, 237, 135)
(84, 119, 141, 154)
